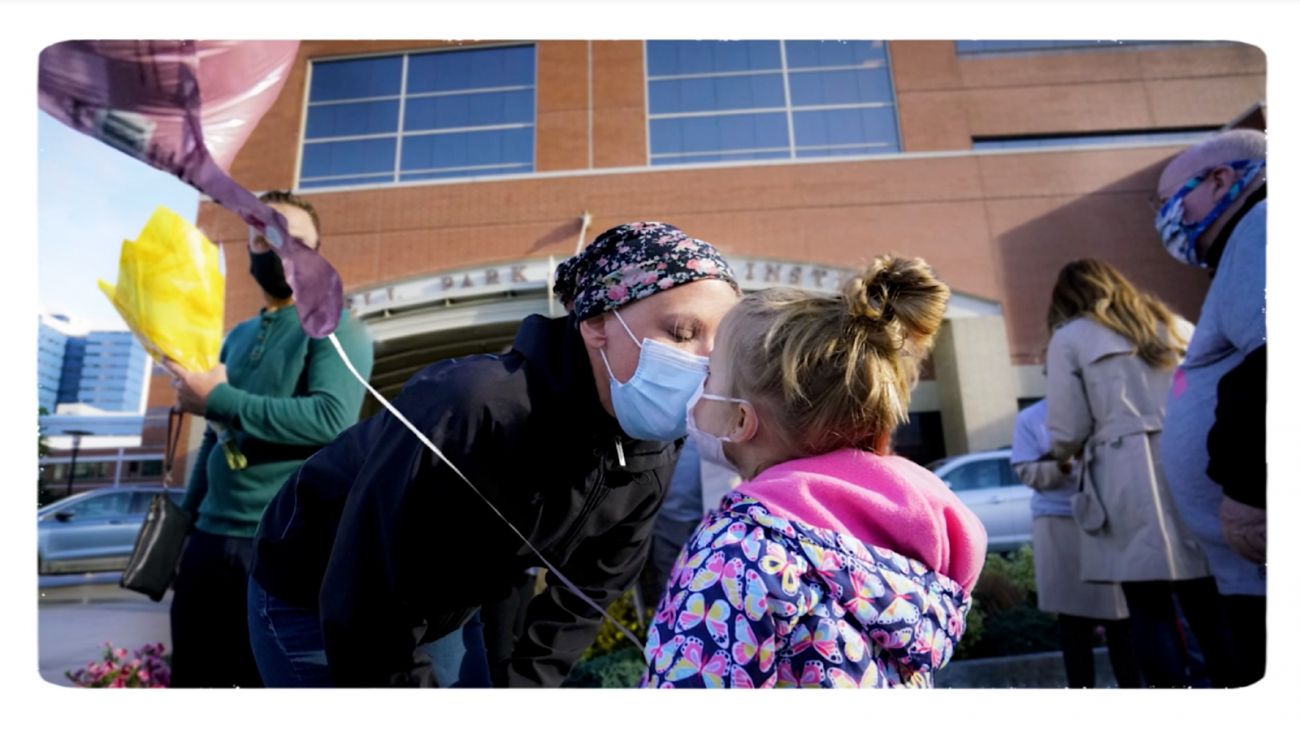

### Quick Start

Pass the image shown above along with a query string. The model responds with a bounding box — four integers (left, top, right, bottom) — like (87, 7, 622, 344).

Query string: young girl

(641, 255, 987, 689)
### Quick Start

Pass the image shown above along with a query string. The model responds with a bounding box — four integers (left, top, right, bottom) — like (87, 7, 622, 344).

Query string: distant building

(75, 331, 151, 412)
(37, 313, 76, 413)
(37, 314, 162, 495)
(37, 314, 150, 415)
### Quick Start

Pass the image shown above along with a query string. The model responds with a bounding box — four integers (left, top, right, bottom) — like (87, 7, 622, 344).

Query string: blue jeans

(247, 576, 332, 687)
(423, 611, 492, 687)
(246, 576, 492, 687)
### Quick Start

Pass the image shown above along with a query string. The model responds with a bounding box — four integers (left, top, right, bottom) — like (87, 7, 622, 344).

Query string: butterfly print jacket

(641, 449, 988, 689)
(252, 314, 678, 687)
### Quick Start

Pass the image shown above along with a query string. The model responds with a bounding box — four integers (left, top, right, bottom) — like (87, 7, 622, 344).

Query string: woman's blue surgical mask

(1155, 159, 1265, 268)
(599, 309, 709, 441)
(685, 378, 752, 472)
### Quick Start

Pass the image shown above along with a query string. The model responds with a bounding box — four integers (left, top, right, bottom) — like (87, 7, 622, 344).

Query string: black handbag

(120, 408, 191, 601)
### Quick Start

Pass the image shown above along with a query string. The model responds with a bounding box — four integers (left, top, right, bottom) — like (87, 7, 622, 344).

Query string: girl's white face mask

(684, 377, 751, 472)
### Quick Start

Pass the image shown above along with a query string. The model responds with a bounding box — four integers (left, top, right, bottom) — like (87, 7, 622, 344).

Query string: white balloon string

(327, 333, 645, 651)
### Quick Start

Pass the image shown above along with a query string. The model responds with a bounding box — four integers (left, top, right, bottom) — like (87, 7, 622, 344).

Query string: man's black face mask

(250, 249, 293, 299)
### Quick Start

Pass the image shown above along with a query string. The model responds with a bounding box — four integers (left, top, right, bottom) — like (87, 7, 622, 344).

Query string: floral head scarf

(554, 222, 740, 322)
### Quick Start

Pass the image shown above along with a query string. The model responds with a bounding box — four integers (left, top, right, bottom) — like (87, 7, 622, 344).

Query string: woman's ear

(579, 313, 609, 351)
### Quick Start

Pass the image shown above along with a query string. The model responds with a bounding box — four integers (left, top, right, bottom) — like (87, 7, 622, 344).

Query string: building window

(893, 411, 945, 466)
(955, 40, 1195, 55)
(299, 45, 536, 190)
(1017, 397, 1043, 411)
(972, 128, 1216, 151)
(45, 461, 114, 483)
(645, 41, 900, 167)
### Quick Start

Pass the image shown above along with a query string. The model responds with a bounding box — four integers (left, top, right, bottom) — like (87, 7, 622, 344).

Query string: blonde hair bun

(842, 255, 950, 353)
(716, 254, 951, 457)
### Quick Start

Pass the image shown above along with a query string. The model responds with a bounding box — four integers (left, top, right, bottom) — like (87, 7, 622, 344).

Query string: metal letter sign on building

(348, 256, 1001, 319)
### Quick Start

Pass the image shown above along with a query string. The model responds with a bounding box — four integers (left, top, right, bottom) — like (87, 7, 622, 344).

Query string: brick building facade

(165, 39, 1264, 470)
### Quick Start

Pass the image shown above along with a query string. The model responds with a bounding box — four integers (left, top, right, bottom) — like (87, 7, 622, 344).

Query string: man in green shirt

(164, 190, 374, 687)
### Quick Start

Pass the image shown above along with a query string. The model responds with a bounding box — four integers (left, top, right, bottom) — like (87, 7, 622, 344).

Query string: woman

(641, 255, 987, 688)
(246, 222, 741, 687)
(1044, 258, 1230, 688)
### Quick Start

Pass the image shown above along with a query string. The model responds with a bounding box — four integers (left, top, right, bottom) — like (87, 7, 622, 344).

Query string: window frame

(295, 43, 540, 191)
(642, 40, 904, 169)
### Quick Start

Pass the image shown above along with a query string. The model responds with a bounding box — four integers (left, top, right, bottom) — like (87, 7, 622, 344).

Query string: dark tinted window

(972, 129, 1214, 151)
(406, 45, 534, 93)
(646, 40, 781, 76)
(309, 56, 402, 102)
(955, 40, 1194, 55)
(894, 411, 945, 466)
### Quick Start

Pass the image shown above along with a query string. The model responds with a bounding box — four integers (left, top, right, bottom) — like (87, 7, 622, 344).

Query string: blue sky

(38, 111, 200, 331)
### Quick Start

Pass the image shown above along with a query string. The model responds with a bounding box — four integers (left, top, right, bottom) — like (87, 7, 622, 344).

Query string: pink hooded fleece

(735, 448, 988, 592)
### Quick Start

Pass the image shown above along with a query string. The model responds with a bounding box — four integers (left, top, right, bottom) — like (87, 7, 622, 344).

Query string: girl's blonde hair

(719, 254, 949, 456)
(1047, 259, 1187, 369)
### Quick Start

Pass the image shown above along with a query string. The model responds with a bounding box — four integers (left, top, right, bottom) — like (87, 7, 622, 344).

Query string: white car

(926, 449, 1033, 553)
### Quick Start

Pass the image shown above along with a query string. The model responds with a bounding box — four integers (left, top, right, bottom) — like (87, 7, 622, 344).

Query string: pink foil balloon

(39, 40, 343, 338)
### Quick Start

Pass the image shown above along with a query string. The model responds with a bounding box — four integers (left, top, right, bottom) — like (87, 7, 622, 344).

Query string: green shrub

(956, 596, 985, 658)
(567, 590, 651, 688)
(579, 589, 650, 661)
(954, 545, 1059, 660)
(563, 646, 646, 688)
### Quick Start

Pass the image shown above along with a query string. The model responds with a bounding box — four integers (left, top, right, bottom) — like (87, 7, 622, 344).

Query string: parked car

(926, 449, 1033, 553)
(37, 486, 185, 574)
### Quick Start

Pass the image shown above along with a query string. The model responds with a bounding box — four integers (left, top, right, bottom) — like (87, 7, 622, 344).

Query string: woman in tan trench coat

(1044, 259, 1234, 688)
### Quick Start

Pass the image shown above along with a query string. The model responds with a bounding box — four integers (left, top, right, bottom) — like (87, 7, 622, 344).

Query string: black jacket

(250, 314, 678, 687)
(1206, 343, 1266, 509)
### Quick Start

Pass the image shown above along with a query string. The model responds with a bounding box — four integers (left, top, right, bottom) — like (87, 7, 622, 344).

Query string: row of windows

(646, 40, 900, 165)
(75, 383, 141, 391)
(954, 40, 1190, 55)
(972, 128, 1216, 151)
(300, 45, 536, 188)
(298, 41, 1220, 191)
(41, 459, 164, 484)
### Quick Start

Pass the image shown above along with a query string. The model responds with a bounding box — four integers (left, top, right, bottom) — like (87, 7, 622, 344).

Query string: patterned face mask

(1155, 159, 1265, 268)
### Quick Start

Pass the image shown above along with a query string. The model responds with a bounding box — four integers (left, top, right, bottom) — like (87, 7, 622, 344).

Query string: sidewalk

(937, 648, 1117, 689)
(38, 573, 172, 687)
